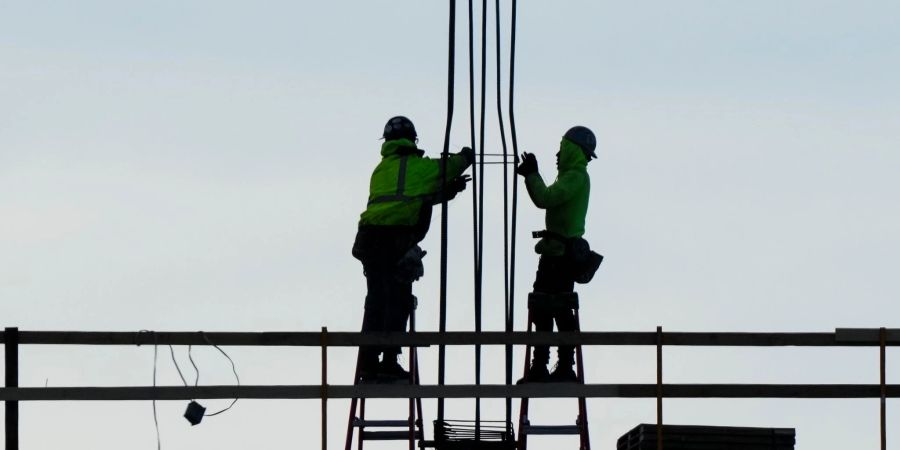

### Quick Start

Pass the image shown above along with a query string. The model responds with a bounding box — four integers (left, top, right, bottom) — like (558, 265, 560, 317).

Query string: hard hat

(383, 116, 417, 141)
(563, 126, 597, 159)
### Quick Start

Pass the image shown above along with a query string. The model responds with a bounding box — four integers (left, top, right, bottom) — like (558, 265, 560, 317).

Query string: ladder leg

(517, 307, 534, 450)
(358, 399, 366, 450)
(409, 399, 414, 450)
(521, 307, 534, 377)
(574, 309, 590, 450)
(345, 348, 364, 450)
(414, 352, 424, 445)
(408, 307, 416, 450)
(517, 398, 529, 450)
(345, 397, 358, 450)
(578, 395, 590, 450)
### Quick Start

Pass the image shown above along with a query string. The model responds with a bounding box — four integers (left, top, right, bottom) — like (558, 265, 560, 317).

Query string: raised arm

(524, 170, 586, 209)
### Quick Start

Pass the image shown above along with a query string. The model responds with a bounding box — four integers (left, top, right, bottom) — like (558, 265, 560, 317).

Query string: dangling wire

(169, 345, 189, 387)
(437, 0, 458, 423)
(151, 335, 161, 450)
(200, 332, 241, 417)
(133, 330, 161, 450)
(188, 345, 200, 387)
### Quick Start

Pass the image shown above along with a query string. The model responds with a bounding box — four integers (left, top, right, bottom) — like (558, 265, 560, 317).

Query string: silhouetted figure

(352, 116, 473, 382)
(516, 126, 601, 383)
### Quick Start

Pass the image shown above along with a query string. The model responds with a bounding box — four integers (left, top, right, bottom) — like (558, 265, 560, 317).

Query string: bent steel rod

(437, 0, 457, 423)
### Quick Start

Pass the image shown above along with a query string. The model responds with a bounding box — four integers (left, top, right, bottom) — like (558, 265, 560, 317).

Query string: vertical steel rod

(437, 0, 457, 422)
(656, 326, 663, 450)
(321, 327, 328, 450)
(880, 327, 886, 450)
(5, 327, 19, 450)
(494, 0, 513, 431)
(506, 0, 522, 436)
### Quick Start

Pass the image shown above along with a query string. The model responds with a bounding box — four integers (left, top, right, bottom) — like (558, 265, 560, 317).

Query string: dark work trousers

(531, 254, 577, 366)
(360, 262, 414, 368)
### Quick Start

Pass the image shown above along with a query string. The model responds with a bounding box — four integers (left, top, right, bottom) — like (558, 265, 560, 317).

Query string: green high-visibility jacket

(359, 138, 471, 227)
(524, 138, 591, 256)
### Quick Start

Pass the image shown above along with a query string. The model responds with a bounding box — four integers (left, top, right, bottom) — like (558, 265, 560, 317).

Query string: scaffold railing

(2, 327, 897, 450)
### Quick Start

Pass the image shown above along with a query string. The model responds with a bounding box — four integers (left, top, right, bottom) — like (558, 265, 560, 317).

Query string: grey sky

(2, 1, 899, 449)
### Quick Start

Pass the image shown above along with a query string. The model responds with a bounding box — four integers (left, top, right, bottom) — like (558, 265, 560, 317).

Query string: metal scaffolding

(2, 327, 898, 450)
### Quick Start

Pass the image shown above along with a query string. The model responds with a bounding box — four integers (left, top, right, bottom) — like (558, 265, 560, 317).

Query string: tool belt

(395, 245, 426, 283)
(532, 230, 604, 284)
(352, 225, 426, 283)
(352, 225, 415, 263)
(528, 291, 580, 312)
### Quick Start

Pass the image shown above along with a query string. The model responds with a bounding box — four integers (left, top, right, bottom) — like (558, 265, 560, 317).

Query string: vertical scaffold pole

(880, 327, 886, 450)
(321, 327, 328, 450)
(5, 327, 19, 450)
(656, 326, 663, 450)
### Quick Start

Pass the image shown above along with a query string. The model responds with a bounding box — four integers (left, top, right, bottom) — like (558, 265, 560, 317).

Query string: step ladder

(345, 300, 425, 450)
(517, 292, 590, 450)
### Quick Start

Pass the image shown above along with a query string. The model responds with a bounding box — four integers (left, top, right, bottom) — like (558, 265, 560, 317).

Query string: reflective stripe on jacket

(359, 138, 471, 227)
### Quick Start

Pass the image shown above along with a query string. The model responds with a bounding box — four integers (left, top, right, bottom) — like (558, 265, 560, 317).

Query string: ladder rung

(523, 424, 581, 435)
(353, 418, 413, 428)
(362, 430, 423, 440)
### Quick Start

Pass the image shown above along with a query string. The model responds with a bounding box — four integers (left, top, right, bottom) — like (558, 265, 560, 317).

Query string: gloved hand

(449, 174, 472, 196)
(515, 152, 538, 176)
(459, 146, 475, 165)
(430, 174, 472, 204)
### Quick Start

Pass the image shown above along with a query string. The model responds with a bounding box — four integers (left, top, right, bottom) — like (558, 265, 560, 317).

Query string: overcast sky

(2, 1, 899, 449)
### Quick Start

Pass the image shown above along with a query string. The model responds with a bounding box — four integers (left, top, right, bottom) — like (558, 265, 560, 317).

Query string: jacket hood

(381, 138, 421, 157)
(558, 138, 588, 171)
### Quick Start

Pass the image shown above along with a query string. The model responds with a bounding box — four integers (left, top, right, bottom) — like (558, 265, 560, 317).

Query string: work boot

(378, 358, 411, 381)
(357, 355, 380, 383)
(516, 362, 550, 384)
(548, 362, 578, 383)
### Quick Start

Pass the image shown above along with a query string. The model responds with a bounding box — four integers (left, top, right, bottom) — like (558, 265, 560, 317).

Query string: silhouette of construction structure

(2, 327, 898, 450)
(3, 2, 898, 450)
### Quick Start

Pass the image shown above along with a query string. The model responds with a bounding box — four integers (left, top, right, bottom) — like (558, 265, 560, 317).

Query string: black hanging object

(184, 401, 206, 425)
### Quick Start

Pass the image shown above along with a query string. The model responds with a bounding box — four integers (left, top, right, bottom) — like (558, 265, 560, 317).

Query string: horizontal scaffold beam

(0, 329, 897, 347)
(1, 384, 898, 401)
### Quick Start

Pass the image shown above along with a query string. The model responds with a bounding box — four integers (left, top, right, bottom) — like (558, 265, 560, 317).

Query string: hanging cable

(187, 345, 200, 387)
(151, 335, 161, 450)
(134, 330, 162, 450)
(437, 0, 457, 422)
(200, 332, 241, 417)
(166, 336, 239, 418)
(169, 345, 189, 388)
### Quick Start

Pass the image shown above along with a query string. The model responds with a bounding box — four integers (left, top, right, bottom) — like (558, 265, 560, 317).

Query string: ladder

(517, 292, 590, 450)
(345, 301, 425, 450)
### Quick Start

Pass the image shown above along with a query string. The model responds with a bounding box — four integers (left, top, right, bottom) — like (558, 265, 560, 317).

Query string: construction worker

(352, 116, 474, 382)
(516, 126, 600, 383)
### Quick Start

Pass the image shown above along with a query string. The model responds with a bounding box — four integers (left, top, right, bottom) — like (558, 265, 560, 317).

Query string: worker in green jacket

(516, 126, 598, 383)
(352, 116, 473, 382)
